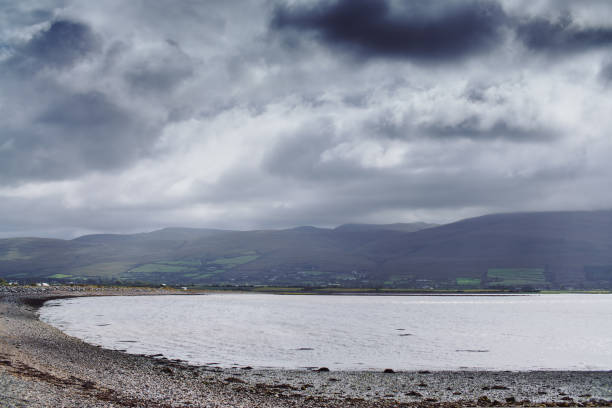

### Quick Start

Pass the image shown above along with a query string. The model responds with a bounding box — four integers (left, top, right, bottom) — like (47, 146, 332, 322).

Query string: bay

(40, 293, 612, 371)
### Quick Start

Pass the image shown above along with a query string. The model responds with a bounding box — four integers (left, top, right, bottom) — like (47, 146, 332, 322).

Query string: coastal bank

(0, 286, 611, 407)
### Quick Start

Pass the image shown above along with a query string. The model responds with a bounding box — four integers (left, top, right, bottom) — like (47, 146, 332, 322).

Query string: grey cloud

(423, 116, 554, 143)
(0, 91, 159, 183)
(263, 119, 368, 181)
(342, 92, 371, 108)
(192, 155, 522, 228)
(271, 0, 612, 62)
(234, 163, 584, 230)
(0, 194, 186, 238)
(270, 0, 507, 61)
(516, 14, 612, 54)
(368, 113, 553, 143)
(8, 19, 100, 72)
(0, 1, 66, 31)
(264, 120, 336, 177)
(600, 60, 612, 82)
(1, 0, 611, 238)
(0, 16, 177, 185)
(462, 83, 506, 104)
(124, 40, 195, 94)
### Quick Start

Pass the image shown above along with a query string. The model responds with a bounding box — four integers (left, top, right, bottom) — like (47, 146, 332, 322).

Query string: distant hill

(334, 222, 437, 233)
(1, 211, 611, 289)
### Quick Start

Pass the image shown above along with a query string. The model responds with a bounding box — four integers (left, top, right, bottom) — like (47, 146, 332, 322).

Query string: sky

(2, 0, 612, 238)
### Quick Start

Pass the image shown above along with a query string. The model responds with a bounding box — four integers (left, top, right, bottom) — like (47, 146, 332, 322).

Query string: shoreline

(1, 287, 610, 407)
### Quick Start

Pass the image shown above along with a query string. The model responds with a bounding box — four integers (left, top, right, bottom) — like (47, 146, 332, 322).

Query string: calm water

(40, 294, 612, 371)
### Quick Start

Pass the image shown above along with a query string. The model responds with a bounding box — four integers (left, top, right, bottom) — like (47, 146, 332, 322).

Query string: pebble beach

(1, 286, 611, 407)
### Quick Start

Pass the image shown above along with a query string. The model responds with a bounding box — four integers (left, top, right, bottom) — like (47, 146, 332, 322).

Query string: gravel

(1, 286, 611, 407)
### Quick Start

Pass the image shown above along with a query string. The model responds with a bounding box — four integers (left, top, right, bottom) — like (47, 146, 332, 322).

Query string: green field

(130, 264, 197, 273)
(48, 274, 72, 279)
(157, 260, 202, 266)
(456, 277, 481, 286)
(487, 268, 546, 287)
(209, 255, 259, 267)
(252, 286, 303, 292)
(184, 271, 223, 279)
(0, 248, 31, 261)
(69, 262, 134, 276)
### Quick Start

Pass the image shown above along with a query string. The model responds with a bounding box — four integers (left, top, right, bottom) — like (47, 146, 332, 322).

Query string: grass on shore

(487, 268, 546, 287)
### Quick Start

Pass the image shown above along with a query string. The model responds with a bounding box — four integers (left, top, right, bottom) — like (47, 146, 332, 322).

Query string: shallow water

(40, 293, 612, 371)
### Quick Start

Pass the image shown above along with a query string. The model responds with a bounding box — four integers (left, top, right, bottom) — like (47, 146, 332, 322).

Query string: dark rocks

(406, 391, 422, 397)
(383, 368, 395, 373)
(483, 384, 509, 390)
(316, 367, 330, 372)
(224, 377, 246, 384)
(265, 383, 297, 390)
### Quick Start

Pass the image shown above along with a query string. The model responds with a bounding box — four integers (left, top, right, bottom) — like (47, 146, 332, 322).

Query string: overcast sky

(2, 0, 612, 238)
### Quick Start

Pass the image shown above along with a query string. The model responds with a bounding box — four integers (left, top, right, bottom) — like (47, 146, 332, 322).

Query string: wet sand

(1, 286, 610, 407)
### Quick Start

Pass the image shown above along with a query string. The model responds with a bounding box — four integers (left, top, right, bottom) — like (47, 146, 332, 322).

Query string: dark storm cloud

(1, 0, 612, 238)
(271, 0, 612, 61)
(516, 14, 612, 54)
(0, 92, 159, 183)
(8, 19, 99, 72)
(0, 17, 171, 185)
(270, 0, 507, 61)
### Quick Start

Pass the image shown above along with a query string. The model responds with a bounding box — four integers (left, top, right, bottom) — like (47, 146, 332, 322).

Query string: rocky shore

(1, 286, 611, 407)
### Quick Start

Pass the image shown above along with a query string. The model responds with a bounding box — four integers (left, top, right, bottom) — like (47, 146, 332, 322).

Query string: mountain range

(1, 211, 611, 289)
